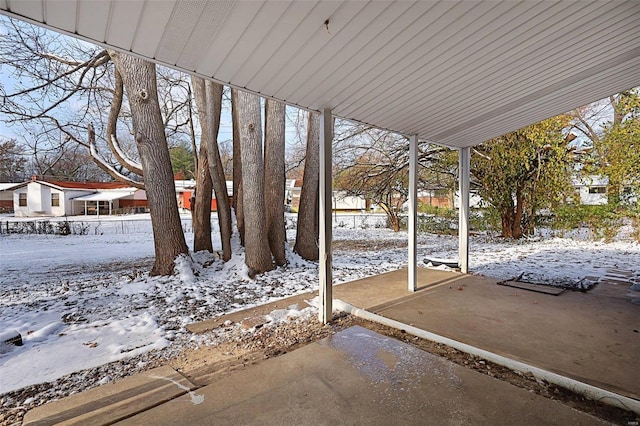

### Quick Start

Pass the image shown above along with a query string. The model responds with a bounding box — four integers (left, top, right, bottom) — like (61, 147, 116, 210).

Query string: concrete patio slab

(22, 365, 196, 426)
(117, 326, 607, 425)
(187, 267, 639, 401)
(367, 270, 640, 400)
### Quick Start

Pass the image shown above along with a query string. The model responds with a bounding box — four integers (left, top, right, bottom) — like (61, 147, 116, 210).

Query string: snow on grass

(0, 313, 168, 392)
(464, 235, 638, 285)
(1, 214, 639, 395)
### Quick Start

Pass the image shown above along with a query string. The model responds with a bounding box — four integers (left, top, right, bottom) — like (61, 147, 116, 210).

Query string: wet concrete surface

(117, 326, 608, 425)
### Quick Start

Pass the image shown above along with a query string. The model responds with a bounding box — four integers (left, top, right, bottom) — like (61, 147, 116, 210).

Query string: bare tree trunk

(513, 185, 525, 239)
(186, 82, 199, 177)
(232, 88, 245, 245)
(385, 208, 401, 232)
(264, 99, 287, 266)
(190, 77, 213, 253)
(501, 211, 514, 239)
(193, 146, 213, 252)
(187, 81, 200, 200)
(500, 199, 520, 239)
(105, 69, 144, 176)
(237, 91, 274, 276)
(193, 77, 232, 259)
(204, 80, 232, 261)
(294, 112, 320, 261)
(109, 51, 188, 275)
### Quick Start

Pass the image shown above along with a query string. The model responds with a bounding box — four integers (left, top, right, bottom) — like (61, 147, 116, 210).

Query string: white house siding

(49, 188, 66, 216)
(579, 187, 608, 205)
(572, 176, 609, 206)
(27, 181, 46, 213)
(13, 183, 92, 217)
(333, 191, 367, 211)
(13, 187, 29, 217)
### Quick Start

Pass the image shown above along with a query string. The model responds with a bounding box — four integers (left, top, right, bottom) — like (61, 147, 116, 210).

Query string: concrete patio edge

(22, 365, 197, 425)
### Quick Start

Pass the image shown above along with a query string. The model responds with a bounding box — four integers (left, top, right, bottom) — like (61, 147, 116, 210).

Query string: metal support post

(319, 109, 333, 323)
(458, 146, 470, 273)
(408, 134, 418, 291)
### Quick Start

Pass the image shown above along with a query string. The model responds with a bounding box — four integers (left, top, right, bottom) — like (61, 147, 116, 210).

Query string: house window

(51, 193, 60, 207)
(588, 187, 606, 194)
(19, 193, 27, 207)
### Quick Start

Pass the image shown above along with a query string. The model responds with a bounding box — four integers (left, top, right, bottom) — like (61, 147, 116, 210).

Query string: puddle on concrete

(320, 325, 462, 411)
(377, 349, 398, 370)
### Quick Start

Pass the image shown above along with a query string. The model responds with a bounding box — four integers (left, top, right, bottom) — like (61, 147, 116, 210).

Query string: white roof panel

(43, 0, 76, 33)
(0, 183, 20, 191)
(73, 191, 134, 202)
(76, 0, 110, 42)
(1, 0, 639, 148)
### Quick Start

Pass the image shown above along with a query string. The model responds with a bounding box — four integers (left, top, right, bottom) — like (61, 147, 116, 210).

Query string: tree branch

(88, 124, 145, 189)
(105, 68, 144, 176)
(6, 50, 110, 98)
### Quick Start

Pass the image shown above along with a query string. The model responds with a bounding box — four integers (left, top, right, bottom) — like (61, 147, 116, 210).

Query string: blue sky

(0, 18, 17, 140)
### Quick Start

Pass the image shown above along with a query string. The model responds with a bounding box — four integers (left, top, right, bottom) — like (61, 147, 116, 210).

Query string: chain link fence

(0, 217, 195, 236)
(2, 212, 488, 237)
(285, 213, 389, 230)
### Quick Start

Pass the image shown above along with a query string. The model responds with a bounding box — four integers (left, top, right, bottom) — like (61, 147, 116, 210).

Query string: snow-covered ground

(1, 214, 639, 396)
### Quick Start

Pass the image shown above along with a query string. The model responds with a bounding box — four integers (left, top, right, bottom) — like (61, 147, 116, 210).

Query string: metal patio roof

(1, 0, 639, 148)
(72, 190, 136, 202)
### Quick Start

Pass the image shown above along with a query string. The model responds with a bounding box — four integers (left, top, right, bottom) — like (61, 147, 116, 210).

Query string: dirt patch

(171, 314, 358, 386)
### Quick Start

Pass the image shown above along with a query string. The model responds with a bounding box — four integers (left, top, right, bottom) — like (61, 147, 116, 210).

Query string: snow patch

(174, 254, 197, 285)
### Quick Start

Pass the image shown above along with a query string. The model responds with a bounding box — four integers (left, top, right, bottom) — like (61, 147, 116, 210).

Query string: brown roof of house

(44, 180, 131, 190)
